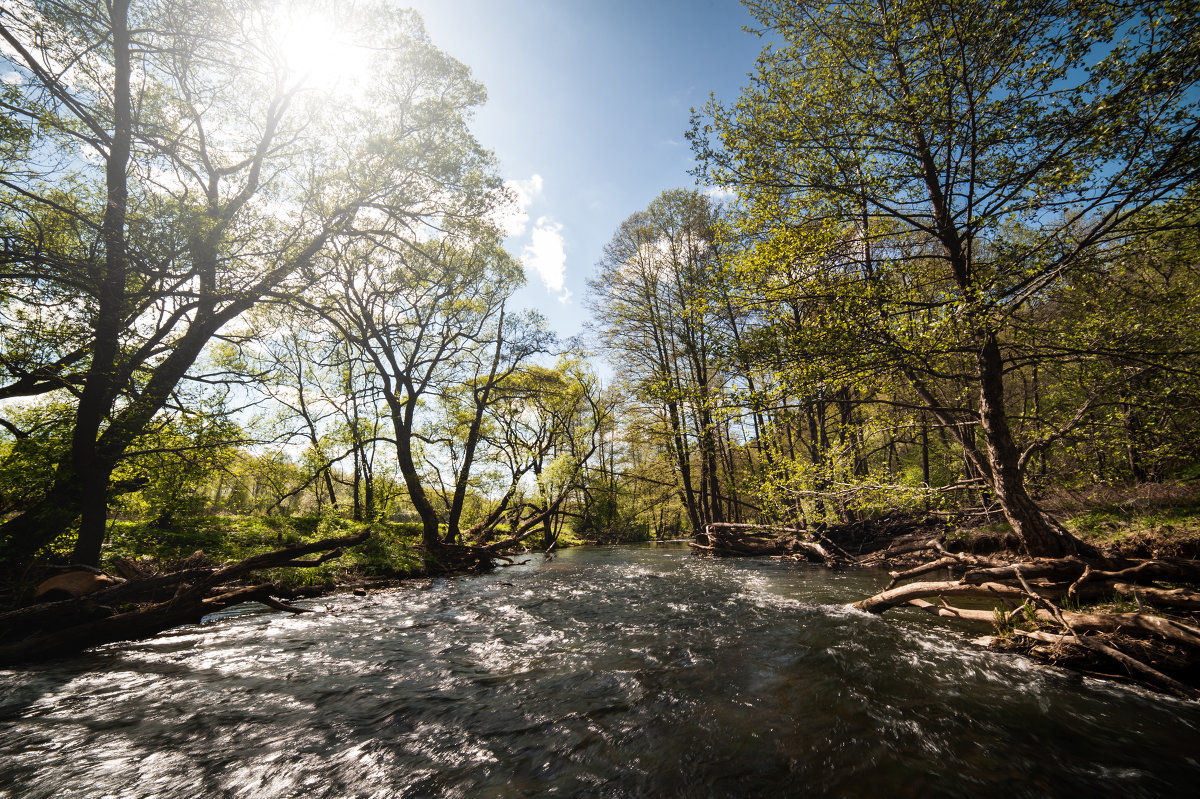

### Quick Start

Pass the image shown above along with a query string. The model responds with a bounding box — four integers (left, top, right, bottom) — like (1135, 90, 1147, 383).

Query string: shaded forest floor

(807, 481, 1200, 567)
(1051, 482, 1200, 559)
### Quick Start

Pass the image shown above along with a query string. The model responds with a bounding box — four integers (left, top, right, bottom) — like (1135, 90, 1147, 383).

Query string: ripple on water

(4, 544, 1200, 798)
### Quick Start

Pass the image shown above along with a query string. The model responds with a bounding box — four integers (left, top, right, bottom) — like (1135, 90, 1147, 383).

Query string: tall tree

(694, 0, 1200, 555)
(428, 307, 554, 543)
(0, 0, 500, 568)
(589, 189, 729, 534)
(318, 230, 523, 550)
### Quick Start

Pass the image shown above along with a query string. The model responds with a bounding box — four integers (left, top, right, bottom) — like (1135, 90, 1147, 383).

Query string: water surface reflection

(2, 543, 1199, 797)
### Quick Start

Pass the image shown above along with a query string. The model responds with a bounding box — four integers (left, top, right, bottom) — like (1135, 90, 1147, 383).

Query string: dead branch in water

(855, 541, 1200, 698)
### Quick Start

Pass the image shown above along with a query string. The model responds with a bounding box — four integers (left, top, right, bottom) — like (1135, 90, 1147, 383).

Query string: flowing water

(3, 542, 1200, 798)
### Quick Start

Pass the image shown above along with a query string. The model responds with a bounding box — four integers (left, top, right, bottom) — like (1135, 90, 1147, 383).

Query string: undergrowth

(101, 514, 428, 588)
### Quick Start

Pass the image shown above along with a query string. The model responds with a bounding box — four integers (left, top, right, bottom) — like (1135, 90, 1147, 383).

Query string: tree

(589, 189, 732, 534)
(0, 1, 500, 568)
(693, 0, 1200, 556)
(427, 306, 554, 543)
(318, 230, 524, 549)
(473, 358, 613, 549)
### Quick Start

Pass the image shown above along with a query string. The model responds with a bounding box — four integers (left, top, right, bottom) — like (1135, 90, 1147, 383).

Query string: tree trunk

(66, 0, 132, 566)
(976, 333, 1086, 557)
(390, 393, 441, 549)
(666, 395, 703, 533)
(447, 306, 507, 542)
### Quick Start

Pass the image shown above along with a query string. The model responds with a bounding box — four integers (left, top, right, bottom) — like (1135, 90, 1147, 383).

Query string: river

(2, 542, 1200, 797)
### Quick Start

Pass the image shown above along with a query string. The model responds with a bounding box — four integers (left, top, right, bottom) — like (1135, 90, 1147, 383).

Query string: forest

(1, 0, 1200, 691)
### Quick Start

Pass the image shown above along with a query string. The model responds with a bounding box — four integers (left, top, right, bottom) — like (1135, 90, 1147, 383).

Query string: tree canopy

(0, 0, 512, 567)
(687, 0, 1200, 555)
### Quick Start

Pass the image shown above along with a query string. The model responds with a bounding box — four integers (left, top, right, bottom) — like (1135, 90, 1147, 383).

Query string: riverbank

(682, 483, 1200, 698)
(0, 513, 664, 664)
(817, 492, 1200, 699)
(6, 513, 641, 607)
(9, 489, 1200, 695)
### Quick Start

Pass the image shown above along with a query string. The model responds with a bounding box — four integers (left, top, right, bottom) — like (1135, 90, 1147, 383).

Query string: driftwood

(854, 580, 1031, 613)
(885, 556, 961, 589)
(692, 523, 845, 564)
(1014, 629, 1200, 700)
(0, 531, 369, 665)
(855, 541, 1200, 698)
(693, 513, 1200, 697)
(906, 597, 1200, 651)
(1068, 559, 1200, 596)
(961, 557, 1089, 585)
(1107, 582, 1200, 611)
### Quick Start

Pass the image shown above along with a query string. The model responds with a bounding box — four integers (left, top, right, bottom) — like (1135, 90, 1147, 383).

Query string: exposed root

(854, 543, 1200, 699)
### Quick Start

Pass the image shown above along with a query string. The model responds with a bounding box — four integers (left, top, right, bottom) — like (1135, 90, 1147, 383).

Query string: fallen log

(0, 531, 370, 666)
(929, 542, 1008, 568)
(853, 580, 1029, 613)
(1069, 559, 1200, 597)
(0, 597, 115, 642)
(961, 558, 1087, 586)
(1010, 563, 1200, 699)
(882, 537, 941, 557)
(695, 523, 848, 563)
(1110, 582, 1200, 611)
(856, 536, 939, 566)
(1013, 629, 1200, 701)
(906, 598, 997, 624)
(885, 556, 961, 590)
(905, 598, 1200, 650)
(857, 545, 1200, 698)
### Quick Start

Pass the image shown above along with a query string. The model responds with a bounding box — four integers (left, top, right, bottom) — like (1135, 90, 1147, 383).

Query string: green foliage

(0, 401, 73, 516)
(109, 398, 243, 522)
(101, 514, 427, 587)
(675, 0, 1200, 547)
(105, 515, 303, 564)
(0, 0, 510, 568)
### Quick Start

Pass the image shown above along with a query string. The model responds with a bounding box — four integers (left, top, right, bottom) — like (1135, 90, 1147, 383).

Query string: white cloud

(521, 216, 569, 301)
(497, 174, 544, 238)
(703, 185, 737, 202)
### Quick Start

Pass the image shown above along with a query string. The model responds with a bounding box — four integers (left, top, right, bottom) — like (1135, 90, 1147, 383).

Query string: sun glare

(275, 9, 370, 94)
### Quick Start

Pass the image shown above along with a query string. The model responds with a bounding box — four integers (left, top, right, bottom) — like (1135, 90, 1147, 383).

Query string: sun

(273, 6, 371, 94)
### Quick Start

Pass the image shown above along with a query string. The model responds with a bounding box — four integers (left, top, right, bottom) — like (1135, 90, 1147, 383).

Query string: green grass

(101, 514, 428, 589)
(1063, 502, 1200, 555)
(72, 511, 654, 592)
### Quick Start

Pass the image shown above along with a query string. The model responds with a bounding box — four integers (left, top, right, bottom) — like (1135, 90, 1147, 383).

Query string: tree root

(855, 546, 1200, 699)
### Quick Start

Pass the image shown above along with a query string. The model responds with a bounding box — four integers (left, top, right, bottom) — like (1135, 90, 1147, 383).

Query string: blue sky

(404, 0, 764, 343)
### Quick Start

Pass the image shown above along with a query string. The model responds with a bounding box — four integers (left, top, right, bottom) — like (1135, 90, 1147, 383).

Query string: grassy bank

(91, 514, 649, 594)
(100, 515, 428, 592)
